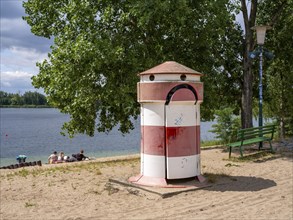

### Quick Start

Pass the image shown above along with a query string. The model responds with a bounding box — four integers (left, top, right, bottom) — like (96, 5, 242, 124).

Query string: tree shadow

(217, 141, 293, 162)
(226, 149, 293, 163)
(204, 175, 277, 192)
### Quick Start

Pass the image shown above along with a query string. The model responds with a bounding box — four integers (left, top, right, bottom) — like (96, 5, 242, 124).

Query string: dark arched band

(165, 84, 198, 105)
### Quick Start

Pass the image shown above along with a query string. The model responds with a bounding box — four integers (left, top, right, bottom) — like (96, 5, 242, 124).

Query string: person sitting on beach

(48, 151, 58, 164)
(72, 149, 88, 161)
(16, 155, 27, 164)
(56, 151, 65, 163)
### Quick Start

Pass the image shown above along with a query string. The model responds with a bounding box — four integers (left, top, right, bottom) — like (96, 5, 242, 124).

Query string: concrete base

(196, 174, 206, 183)
(128, 175, 168, 187)
(128, 174, 208, 188)
(112, 176, 211, 198)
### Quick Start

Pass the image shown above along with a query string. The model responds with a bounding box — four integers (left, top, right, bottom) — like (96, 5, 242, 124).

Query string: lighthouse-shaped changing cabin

(129, 61, 204, 187)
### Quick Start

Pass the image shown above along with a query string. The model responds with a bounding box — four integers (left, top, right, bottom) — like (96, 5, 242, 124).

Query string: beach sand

(0, 143, 292, 220)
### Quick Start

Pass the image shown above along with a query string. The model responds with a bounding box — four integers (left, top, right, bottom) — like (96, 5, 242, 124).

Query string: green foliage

(23, 91, 47, 105)
(17, 169, 30, 178)
(23, 0, 243, 137)
(25, 202, 36, 208)
(257, 0, 293, 137)
(0, 91, 48, 106)
(22, 0, 293, 138)
(11, 93, 24, 105)
(0, 91, 13, 105)
(209, 108, 241, 144)
(200, 140, 223, 147)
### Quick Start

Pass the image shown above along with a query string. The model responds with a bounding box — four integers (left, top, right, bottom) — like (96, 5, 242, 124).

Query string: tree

(238, 0, 291, 129)
(23, 91, 47, 105)
(11, 93, 24, 105)
(0, 91, 48, 106)
(257, 0, 293, 138)
(0, 91, 12, 105)
(23, 0, 242, 137)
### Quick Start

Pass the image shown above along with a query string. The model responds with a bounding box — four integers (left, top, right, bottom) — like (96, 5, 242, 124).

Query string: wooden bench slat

(239, 132, 273, 137)
(239, 132, 274, 140)
(238, 128, 274, 135)
(227, 137, 271, 147)
(237, 125, 275, 132)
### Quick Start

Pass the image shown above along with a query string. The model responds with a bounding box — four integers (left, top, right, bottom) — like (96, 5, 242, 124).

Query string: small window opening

(149, 75, 155, 81)
(180, 74, 187, 81)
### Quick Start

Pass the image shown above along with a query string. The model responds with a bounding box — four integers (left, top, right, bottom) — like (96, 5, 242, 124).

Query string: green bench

(227, 125, 276, 158)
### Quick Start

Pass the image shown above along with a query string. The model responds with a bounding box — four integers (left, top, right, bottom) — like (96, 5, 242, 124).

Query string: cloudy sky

(1, 0, 53, 94)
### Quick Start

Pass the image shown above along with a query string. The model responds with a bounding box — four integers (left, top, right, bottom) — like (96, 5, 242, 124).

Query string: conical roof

(139, 61, 202, 75)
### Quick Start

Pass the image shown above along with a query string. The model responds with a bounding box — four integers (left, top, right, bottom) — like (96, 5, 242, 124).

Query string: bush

(209, 108, 241, 144)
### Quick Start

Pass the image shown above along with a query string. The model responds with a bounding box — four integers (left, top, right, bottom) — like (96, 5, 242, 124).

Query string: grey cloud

(0, 1, 50, 94)
(0, 71, 35, 94)
(1, 1, 53, 53)
(0, 79, 39, 94)
(1, 18, 53, 53)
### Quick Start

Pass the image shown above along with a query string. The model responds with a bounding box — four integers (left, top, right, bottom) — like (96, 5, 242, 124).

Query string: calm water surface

(0, 108, 216, 166)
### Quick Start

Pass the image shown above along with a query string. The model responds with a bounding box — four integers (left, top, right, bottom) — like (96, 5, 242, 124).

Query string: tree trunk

(279, 113, 285, 141)
(241, 0, 257, 128)
(279, 73, 285, 141)
(241, 60, 253, 128)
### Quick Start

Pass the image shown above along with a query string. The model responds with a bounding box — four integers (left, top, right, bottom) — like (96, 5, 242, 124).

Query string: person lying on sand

(72, 149, 89, 161)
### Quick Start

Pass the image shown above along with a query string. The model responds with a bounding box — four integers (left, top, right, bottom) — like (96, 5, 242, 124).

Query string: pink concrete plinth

(196, 175, 206, 183)
(129, 174, 207, 188)
(128, 175, 168, 187)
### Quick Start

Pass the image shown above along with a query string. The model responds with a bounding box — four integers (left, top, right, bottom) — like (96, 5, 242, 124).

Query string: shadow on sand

(205, 175, 276, 192)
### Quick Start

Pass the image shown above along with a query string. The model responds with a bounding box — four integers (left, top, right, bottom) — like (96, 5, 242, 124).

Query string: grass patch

(17, 169, 30, 177)
(201, 140, 223, 148)
(1, 157, 140, 180)
(25, 202, 36, 208)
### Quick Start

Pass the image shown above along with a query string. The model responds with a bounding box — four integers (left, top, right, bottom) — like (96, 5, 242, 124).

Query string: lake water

(0, 108, 216, 166)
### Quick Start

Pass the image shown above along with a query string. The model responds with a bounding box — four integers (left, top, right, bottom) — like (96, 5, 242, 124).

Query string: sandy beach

(1, 142, 292, 220)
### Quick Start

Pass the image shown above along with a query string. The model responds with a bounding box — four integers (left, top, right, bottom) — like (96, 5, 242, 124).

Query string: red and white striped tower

(129, 61, 204, 187)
